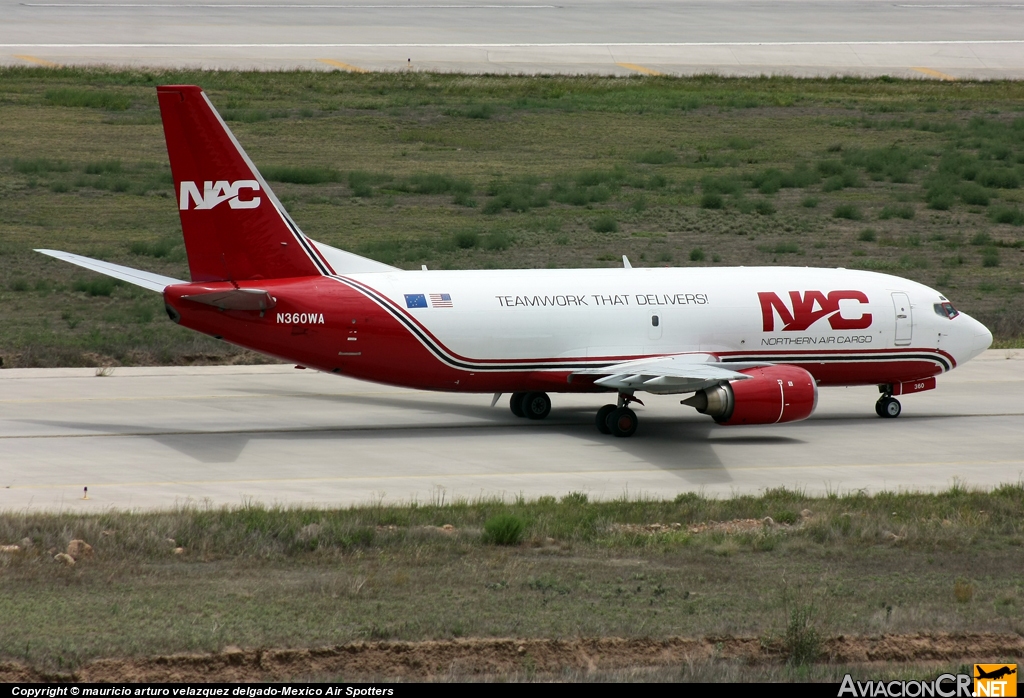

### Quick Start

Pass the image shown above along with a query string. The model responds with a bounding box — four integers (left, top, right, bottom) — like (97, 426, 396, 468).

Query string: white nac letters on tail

(179, 180, 261, 211)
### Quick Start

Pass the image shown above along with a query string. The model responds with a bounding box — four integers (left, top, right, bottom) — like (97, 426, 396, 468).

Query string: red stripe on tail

(157, 85, 323, 282)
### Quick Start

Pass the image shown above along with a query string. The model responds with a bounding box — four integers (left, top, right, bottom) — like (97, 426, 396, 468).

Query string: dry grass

(1, 486, 1022, 670)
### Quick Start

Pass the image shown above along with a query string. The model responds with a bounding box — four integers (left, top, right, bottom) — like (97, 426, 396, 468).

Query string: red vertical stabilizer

(157, 85, 328, 282)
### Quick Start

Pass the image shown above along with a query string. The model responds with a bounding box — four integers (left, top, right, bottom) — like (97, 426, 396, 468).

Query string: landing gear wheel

(606, 407, 638, 438)
(876, 396, 902, 419)
(595, 404, 617, 434)
(521, 392, 551, 420)
(510, 392, 526, 418)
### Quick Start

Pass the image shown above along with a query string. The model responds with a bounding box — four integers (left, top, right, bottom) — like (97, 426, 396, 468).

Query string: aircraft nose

(973, 322, 993, 354)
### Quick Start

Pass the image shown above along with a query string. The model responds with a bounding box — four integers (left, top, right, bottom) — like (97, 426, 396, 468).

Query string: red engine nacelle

(683, 365, 818, 425)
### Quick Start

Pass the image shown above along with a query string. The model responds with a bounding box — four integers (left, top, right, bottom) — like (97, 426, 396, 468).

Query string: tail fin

(157, 85, 328, 282)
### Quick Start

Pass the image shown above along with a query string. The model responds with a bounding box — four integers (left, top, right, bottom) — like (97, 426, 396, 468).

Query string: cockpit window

(934, 302, 959, 319)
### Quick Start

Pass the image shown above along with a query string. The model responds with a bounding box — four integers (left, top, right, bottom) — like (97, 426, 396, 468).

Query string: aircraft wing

(36, 249, 186, 292)
(573, 354, 771, 395)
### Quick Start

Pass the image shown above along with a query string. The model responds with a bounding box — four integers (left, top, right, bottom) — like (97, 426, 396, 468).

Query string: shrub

(700, 192, 724, 209)
(9, 279, 29, 292)
(400, 173, 472, 195)
(858, 228, 877, 242)
(635, 149, 677, 164)
(263, 166, 341, 185)
(784, 606, 821, 665)
(755, 200, 776, 215)
(73, 278, 121, 297)
(591, 215, 618, 233)
(13, 158, 70, 174)
(982, 249, 1000, 267)
(959, 183, 991, 206)
(977, 168, 1019, 189)
(878, 204, 915, 220)
(464, 103, 493, 119)
(926, 188, 955, 210)
(833, 204, 862, 220)
(689, 248, 705, 262)
(990, 206, 1024, 225)
(453, 230, 479, 249)
(45, 88, 130, 110)
(482, 231, 512, 251)
(801, 196, 819, 208)
(483, 514, 524, 546)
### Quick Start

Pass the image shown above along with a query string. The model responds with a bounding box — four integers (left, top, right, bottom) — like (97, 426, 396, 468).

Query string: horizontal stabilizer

(35, 249, 185, 292)
(181, 287, 276, 311)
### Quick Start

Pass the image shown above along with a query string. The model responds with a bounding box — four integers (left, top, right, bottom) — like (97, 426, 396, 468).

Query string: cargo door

(892, 292, 912, 346)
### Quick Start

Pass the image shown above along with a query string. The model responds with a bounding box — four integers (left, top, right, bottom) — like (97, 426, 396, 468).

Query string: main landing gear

(595, 394, 642, 438)
(509, 391, 551, 420)
(875, 387, 902, 419)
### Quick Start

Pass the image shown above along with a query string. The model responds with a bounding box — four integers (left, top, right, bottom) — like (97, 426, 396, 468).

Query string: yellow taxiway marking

(911, 66, 957, 81)
(13, 54, 60, 67)
(616, 62, 662, 76)
(6, 459, 1024, 491)
(318, 58, 367, 72)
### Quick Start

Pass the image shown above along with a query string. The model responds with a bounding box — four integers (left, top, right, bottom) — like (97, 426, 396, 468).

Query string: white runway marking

(4, 40, 1024, 47)
(20, 3, 560, 6)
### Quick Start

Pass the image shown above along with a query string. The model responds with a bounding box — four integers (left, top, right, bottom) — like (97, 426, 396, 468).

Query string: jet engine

(682, 365, 818, 425)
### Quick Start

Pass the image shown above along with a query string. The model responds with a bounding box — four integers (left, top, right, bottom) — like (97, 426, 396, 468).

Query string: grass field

(1, 486, 1022, 677)
(1, 68, 1023, 367)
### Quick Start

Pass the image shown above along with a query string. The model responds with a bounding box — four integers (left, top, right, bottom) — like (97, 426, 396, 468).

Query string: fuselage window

(933, 302, 959, 319)
(651, 315, 660, 327)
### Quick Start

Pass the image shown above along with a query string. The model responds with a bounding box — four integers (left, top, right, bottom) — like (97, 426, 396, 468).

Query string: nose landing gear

(875, 394, 902, 418)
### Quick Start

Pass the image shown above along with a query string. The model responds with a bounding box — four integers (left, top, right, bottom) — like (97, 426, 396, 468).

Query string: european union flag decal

(404, 293, 428, 309)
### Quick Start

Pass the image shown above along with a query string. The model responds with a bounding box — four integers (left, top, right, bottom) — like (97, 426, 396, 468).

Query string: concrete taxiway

(1, 349, 1022, 512)
(2, 0, 1023, 78)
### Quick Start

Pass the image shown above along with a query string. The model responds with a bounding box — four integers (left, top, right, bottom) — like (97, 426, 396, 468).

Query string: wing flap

(575, 354, 765, 395)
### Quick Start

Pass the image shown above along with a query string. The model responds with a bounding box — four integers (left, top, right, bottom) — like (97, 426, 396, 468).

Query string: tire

(882, 397, 902, 418)
(606, 407, 638, 438)
(510, 392, 525, 418)
(595, 404, 617, 434)
(875, 399, 886, 418)
(521, 392, 551, 420)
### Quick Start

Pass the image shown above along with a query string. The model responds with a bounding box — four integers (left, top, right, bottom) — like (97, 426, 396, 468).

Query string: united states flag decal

(429, 293, 453, 308)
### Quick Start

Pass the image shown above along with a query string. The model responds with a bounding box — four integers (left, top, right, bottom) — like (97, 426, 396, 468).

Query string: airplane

(975, 666, 1016, 681)
(37, 85, 994, 438)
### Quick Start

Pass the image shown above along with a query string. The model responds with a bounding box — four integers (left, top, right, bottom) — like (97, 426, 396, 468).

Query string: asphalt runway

(1, 349, 1022, 512)
(2, 0, 1023, 78)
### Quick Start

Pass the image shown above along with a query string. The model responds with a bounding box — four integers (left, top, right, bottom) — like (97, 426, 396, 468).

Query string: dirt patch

(4, 633, 1022, 682)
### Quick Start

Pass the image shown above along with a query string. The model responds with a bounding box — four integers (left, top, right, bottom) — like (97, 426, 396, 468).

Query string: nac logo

(179, 180, 261, 211)
(759, 290, 872, 332)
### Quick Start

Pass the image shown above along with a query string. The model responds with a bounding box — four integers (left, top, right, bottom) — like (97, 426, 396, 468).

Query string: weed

(483, 514, 524, 546)
(44, 88, 130, 110)
(591, 215, 618, 233)
(700, 192, 724, 209)
(953, 579, 975, 603)
(784, 606, 822, 665)
(833, 204, 863, 220)
(755, 200, 776, 215)
(991, 206, 1024, 226)
(263, 166, 341, 185)
(982, 249, 1000, 267)
(878, 204, 915, 220)
(858, 228, 877, 242)
(801, 196, 819, 208)
(73, 278, 122, 297)
(453, 230, 479, 249)
(635, 149, 676, 165)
